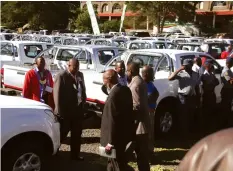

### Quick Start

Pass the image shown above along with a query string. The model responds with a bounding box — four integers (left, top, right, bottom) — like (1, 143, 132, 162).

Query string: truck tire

(155, 102, 178, 139)
(2, 139, 49, 171)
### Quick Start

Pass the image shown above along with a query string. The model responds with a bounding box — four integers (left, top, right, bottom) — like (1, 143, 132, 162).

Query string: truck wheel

(155, 103, 178, 139)
(2, 139, 48, 171)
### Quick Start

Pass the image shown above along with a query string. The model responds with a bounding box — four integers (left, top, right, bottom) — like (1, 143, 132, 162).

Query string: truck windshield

(129, 43, 151, 49)
(113, 40, 125, 47)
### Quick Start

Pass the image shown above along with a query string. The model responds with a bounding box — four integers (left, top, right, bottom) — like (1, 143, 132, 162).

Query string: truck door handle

(93, 81, 103, 85)
(17, 72, 25, 75)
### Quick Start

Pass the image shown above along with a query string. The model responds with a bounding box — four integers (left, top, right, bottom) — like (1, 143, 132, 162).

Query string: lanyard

(34, 69, 49, 103)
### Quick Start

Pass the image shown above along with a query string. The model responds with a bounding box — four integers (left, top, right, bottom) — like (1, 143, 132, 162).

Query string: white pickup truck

(0, 41, 52, 68)
(1, 95, 60, 171)
(0, 41, 52, 86)
(85, 49, 226, 137)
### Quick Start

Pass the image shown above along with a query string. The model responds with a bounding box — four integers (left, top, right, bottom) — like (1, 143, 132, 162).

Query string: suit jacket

(53, 70, 86, 119)
(100, 84, 134, 147)
(23, 69, 54, 109)
(128, 75, 150, 135)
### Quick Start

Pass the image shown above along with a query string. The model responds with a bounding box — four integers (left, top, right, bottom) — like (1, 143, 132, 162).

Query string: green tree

(74, 9, 93, 33)
(1, 2, 80, 30)
(126, 1, 199, 33)
(99, 20, 121, 33)
(74, 6, 100, 33)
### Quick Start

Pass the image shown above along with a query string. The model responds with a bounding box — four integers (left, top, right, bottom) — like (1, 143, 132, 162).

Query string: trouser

(202, 92, 216, 134)
(135, 134, 150, 171)
(148, 110, 155, 154)
(221, 88, 233, 128)
(107, 143, 131, 171)
(125, 134, 150, 171)
(178, 94, 197, 137)
(59, 105, 84, 159)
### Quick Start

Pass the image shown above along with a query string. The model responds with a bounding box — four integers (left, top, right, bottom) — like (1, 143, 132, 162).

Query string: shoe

(71, 156, 84, 161)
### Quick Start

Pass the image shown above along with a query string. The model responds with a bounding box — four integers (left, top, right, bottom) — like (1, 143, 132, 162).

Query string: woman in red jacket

(221, 45, 232, 59)
(22, 56, 54, 110)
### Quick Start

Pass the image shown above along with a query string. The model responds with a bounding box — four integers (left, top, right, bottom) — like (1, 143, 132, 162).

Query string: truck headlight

(44, 109, 58, 123)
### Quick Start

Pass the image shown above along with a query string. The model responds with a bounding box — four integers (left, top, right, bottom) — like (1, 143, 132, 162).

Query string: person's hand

(105, 143, 113, 154)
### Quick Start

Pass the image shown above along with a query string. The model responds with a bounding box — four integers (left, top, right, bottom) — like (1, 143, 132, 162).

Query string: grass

(128, 139, 196, 171)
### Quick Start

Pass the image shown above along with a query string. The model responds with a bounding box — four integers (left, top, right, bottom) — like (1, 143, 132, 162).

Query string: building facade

(81, 1, 233, 32)
(81, 1, 137, 21)
(195, 1, 233, 29)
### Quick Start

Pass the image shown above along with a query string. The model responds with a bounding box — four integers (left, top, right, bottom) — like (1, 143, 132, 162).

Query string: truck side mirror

(101, 85, 109, 95)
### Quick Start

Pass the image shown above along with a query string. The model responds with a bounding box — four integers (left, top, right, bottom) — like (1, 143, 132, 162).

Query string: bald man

(53, 58, 86, 161)
(101, 69, 134, 171)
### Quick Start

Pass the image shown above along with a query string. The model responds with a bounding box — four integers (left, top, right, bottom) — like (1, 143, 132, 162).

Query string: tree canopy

(1, 1, 80, 30)
(126, 1, 199, 33)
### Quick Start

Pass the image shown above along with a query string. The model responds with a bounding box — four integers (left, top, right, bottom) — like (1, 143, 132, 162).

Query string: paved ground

(47, 129, 197, 171)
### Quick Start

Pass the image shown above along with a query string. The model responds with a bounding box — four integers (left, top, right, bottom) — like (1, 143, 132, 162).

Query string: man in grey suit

(53, 58, 86, 161)
(127, 62, 150, 171)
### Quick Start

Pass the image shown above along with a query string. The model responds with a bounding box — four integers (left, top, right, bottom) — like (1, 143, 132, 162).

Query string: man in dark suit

(53, 58, 86, 161)
(100, 69, 134, 171)
(127, 62, 150, 171)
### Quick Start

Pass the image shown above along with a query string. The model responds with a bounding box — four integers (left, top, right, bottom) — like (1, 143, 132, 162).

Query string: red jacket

(220, 51, 230, 59)
(22, 69, 54, 110)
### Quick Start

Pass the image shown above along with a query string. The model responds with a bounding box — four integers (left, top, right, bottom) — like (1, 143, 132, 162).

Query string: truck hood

(0, 95, 51, 109)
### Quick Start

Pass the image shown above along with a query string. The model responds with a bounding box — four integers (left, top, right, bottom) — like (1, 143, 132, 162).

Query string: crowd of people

(22, 53, 233, 171)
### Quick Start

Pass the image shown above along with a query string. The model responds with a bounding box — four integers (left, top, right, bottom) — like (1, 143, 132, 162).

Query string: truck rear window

(56, 49, 82, 61)
(180, 55, 196, 65)
(98, 50, 115, 65)
(24, 45, 43, 58)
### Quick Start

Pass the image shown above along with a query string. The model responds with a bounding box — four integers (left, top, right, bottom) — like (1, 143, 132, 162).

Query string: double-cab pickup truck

(0, 41, 52, 87)
(86, 49, 228, 137)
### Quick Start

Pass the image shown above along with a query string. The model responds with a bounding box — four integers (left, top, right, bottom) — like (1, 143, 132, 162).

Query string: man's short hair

(34, 56, 44, 64)
(115, 60, 125, 66)
(127, 62, 140, 74)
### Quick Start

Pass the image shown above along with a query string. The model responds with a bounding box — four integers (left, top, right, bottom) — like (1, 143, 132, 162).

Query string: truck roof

(178, 42, 202, 45)
(135, 49, 204, 56)
(1, 41, 50, 45)
(54, 44, 124, 50)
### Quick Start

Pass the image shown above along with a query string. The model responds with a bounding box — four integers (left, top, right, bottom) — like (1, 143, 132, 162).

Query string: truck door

(153, 54, 173, 98)
(55, 48, 83, 70)
(199, 54, 223, 103)
(74, 49, 92, 70)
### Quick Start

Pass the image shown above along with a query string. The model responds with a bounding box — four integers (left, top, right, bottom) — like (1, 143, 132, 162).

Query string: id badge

(45, 86, 53, 93)
(73, 84, 77, 90)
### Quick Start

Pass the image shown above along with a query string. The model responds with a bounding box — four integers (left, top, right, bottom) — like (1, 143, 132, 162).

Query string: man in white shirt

(115, 60, 128, 86)
(192, 57, 202, 75)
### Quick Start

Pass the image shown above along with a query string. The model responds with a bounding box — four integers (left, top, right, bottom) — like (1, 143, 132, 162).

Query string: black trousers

(178, 94, 196, 136)
(221, 88, 233, 128)
(125, 134, 150, 171)
(59, 104, 84, 159)
(107, 143, 131, 171)
(135, 134, 150, 171)
(202, 92, 216, 134)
